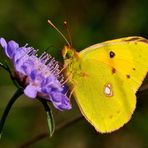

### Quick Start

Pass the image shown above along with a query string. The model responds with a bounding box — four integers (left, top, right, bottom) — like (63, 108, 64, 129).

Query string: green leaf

(46, 108, 55, 137)
(39, 99, 55, 137)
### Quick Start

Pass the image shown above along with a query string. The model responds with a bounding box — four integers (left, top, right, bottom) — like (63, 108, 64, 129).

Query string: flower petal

(24, 84, 38, 98)
(50, 92, 72, 111)
(0, 38, 19, 59)
(0, 38, 7, 49)
(14, 47, 28, 62)
(7, 40, 19, 59)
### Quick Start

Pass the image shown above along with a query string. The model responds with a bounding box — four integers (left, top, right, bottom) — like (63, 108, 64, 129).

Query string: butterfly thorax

(62, 45, 81, 85)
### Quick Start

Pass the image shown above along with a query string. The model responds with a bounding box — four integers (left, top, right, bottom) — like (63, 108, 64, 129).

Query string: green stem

(0, 88, 23, 138)
(39, 99, 55, 137)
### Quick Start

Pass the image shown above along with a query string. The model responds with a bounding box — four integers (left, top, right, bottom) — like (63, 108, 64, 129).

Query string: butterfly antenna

(48, 19, 71, 47)
(64, 21, 72, 46)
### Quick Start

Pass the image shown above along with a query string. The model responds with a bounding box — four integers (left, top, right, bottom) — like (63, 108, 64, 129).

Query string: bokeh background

(0, 0, 148, 147)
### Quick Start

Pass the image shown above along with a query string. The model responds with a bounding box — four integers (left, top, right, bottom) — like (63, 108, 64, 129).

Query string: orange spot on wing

(109, 115, 113, 119)
(112, 68, 116, 74)
(80, 72, 89, 78)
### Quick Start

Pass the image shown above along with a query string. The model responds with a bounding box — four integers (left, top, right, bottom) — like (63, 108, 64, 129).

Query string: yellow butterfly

(48, 19, 148, 133)
(62, 36, 148, 133)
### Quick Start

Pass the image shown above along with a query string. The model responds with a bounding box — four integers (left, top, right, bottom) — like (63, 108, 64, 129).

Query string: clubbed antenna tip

(48, 19, 71, 47)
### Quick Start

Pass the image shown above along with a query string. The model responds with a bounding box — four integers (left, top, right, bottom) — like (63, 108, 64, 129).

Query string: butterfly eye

(65, 50, 74, 59)
(62, 46, 74, 59)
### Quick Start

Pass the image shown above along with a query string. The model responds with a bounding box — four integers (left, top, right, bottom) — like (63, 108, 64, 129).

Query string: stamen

(64, 85, 75, 101)
(27, 48, 37, 56)
(24, 43, 29, 47)
(39, 53, 50, 64)
(65, 88, 70, 96)
(48, 59, 58, 70)
(39, 52, 47, 59)
(58, 74, 64, 83)
(51, 63, 59, 72)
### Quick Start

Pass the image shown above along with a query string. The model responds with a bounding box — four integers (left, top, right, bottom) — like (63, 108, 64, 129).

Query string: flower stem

(39, 99, 55, 137)
(0, 88, 23, 138)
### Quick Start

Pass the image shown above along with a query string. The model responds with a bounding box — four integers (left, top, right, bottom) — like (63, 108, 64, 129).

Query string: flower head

(0, 38, 71, 111)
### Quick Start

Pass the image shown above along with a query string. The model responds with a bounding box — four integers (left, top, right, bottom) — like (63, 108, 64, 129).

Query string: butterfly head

(62, 45, 79, 60)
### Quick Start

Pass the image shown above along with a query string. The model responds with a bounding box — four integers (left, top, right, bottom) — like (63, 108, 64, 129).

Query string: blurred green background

(0, 0, 148, 147)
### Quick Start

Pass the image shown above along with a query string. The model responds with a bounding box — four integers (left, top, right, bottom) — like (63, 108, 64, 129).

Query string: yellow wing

(64, 36, 148, 133)
(80, 36, 148, 92)
(72, 59, 136, 133)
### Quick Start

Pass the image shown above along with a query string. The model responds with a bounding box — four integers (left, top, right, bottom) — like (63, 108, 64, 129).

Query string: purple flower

(0, 38, 71, 111)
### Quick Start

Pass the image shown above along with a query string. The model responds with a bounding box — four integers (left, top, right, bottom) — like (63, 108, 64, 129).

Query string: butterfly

(62, 36, 148, 133)
(48, 19, 148, 133)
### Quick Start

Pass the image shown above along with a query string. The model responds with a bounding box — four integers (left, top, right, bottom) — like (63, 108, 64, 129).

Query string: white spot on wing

(104, 83, 113, 97)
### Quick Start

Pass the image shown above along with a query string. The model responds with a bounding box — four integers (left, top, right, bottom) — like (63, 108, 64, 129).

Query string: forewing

(80, 36, 148, 92)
